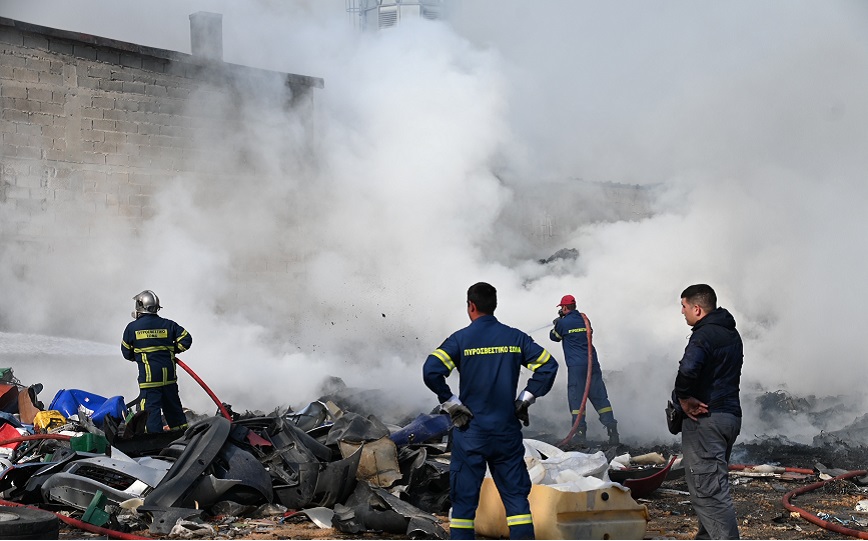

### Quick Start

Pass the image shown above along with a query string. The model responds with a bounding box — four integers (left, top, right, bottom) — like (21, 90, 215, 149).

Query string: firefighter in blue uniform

(423, 282, 558, 540)
(550, 294, 619, 445)
(121, 290, 192, 433)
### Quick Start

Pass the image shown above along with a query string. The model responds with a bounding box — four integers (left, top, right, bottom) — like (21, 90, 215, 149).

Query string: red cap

(557, 294, 576, 307)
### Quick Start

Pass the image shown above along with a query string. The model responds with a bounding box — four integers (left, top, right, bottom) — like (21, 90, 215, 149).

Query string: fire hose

(557, 312, 594, 448)
(780, 469, 868, 539)
(0, 499, 149, 540)
(727, 464, 868, 538)
(175, 357, 233, 421)
(0, 436, 147, 539)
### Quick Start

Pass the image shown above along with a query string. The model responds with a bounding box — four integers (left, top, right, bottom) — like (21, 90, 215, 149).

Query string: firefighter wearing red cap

(550, 294, 619, 445)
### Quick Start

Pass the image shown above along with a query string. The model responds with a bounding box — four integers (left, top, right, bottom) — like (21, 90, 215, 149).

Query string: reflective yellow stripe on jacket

(431, 348, 455, 372)
(527, 349, 552, 371)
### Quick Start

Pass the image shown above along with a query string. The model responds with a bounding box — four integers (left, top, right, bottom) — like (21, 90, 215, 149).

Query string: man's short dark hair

(681, 284, 717, 313)
(468, 282, 497, 315)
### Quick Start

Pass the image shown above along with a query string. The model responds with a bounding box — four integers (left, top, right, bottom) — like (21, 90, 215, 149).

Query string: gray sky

(2, 1, 868, 444)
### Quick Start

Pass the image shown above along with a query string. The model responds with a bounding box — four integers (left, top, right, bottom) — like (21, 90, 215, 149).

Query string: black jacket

(673, 307, 743, 417)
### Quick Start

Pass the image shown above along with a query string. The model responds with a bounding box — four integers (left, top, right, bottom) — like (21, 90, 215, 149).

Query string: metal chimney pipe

(189, 11, 223, 61)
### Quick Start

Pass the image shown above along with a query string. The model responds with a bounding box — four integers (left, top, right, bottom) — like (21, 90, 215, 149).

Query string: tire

(0, 507, 60, 540)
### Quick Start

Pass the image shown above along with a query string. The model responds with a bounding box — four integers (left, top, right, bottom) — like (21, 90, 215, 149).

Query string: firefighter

(423, 282, 558, 540)
(550, 294, 619, 446)
(121, 290, 192, 433)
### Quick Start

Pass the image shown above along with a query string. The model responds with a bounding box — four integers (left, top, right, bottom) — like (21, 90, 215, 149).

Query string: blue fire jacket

(423, 315, 558, 435)
(550, 309, 598, 368)
(673, 307, 743, 417)
(121, 313, 192, 389)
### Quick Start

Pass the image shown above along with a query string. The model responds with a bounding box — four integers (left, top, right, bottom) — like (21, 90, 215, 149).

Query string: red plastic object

(611, 456, 676, 499)
(0, 423, 22, 450)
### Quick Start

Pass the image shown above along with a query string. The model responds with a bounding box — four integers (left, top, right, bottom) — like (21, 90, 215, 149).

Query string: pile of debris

(0, 368, 453, 539)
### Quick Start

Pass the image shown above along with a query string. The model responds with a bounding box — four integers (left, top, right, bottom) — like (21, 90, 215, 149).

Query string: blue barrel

(389, 413, 451, 447)
(48, 389, 127, 427)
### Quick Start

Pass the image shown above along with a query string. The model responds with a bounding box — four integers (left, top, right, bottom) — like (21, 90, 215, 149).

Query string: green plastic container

(70, 433, 108, 454)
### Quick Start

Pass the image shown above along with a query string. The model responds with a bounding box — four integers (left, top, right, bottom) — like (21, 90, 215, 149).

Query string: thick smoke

(1, 1, 867, 445)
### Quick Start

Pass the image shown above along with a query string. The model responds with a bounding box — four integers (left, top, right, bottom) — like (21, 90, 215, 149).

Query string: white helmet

(132, 290, 161, 319)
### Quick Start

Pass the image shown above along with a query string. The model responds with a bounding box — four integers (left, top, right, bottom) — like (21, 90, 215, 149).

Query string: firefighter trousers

(140, 383, 187, 433)
(449, 429, 534, 539)
(567, 362, 616, 431)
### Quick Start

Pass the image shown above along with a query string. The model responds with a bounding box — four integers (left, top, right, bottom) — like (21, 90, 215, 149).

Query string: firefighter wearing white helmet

(121, 290, 192, 433)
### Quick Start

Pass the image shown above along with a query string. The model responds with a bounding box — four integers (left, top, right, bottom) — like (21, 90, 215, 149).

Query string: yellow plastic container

(33, 410, 67, 432)
(475, 478, 649, 540)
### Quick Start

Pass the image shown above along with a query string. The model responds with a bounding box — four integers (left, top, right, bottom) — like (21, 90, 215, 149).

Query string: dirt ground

(57, 438, 868, 539)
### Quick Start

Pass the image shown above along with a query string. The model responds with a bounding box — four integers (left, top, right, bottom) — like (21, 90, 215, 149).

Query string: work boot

(607, 425, 620, 446)
(572, 429, 587, 445)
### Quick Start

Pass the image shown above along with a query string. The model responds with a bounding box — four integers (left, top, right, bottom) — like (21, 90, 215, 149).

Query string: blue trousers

(449, 429, 534, 540)
(139, 383, 187, 433)
(567, 362, 616, 431)
(682, 412, 741, 539)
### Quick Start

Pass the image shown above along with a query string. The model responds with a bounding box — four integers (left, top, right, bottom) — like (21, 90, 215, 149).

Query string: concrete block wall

(0, 17, 321, 255)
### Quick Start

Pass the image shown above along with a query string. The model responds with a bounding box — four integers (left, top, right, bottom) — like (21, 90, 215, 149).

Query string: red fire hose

(0, 434, 72, 446)
(0, 499, 149, 540)
(175, 357, 233, 421)
(558, 312, 594, 448)
(781, 469, 868, 539)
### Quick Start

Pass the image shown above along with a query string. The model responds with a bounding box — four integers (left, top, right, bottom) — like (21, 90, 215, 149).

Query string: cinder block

(98, 80, 124, 92)
(11, 68, 39, 83)
(40, 73, 65, 89)
(87, 64, 112, 79)
(93, 141, 116, 153)
(80, 152, 106, 164)
(96, 50, 120, 65)
(39, 102, 64, 116)
(73, 44, 97, 61)
(122, 81, 146, 94)
(80, 107, 104, 119)
(25, 57, 51, 72)
(17, 146, 40, 159)
(91, 95, 115, 109)
(1, 84, 27, 98)
(48, 39, 74, 56)
(0, 26, 24, 46)
(22, 34, 50, 51)
(105, 153, 128, 166)
(116, 99, 140, 112)
(76, 74, 98, 89)
(27, 88, 52, 102)
(92, 119, 115, 132)
(103, 131, 126, 145)
(15, 123, 41, 136)
(0, 54, 27, 68)
(14, 98, 39, 113)
(120, 54, 142, 69)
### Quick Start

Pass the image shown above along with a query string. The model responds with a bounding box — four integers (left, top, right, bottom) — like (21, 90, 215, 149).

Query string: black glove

(514, 399, 530, 426)
(552, 318, 560, 326)
(442, 396, 473, 429)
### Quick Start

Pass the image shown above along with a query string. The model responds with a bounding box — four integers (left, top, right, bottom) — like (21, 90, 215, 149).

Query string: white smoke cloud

(1, 1, 867, 445)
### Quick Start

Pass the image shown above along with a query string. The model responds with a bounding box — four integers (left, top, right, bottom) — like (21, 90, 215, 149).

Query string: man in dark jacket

(550, 294, 619, 445)
(121, 290, 192, 433)
(423, 282, 558, 540)
(673, 284, 743, 539)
